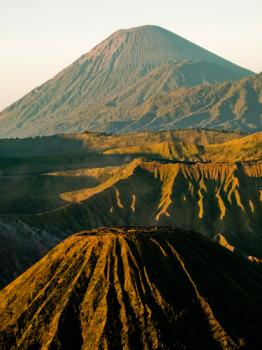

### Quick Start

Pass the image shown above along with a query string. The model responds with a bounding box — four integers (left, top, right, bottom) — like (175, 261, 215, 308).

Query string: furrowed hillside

(0, 25, 254, 138)
(0, 129, 261, 288)
(1, 227, 262, 349)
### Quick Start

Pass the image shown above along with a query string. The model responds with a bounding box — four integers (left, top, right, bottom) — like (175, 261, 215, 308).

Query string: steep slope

(0, 216, 66, 288)
(215, 233, 262, 262)
(1, 227, 262, 349)
(0, 25, 253, 138)
(0, 130, 261, 289)
(115, 72, 262, 133)
(0, 131, 260, 217)
(52, 159, 262, 257)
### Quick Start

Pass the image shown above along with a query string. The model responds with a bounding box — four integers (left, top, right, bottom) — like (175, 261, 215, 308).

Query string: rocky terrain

(0, 21, 261, 350)
(1, 227, 262, 350)
(0, 129, 261, 289)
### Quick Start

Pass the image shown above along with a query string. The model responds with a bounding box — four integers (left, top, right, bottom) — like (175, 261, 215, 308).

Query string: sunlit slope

(51, 160, 261, 255)
(205, 131, 262, 161)
(0, 25, 253, 138)
(0, 129, 245, 158)
(0, 129, 260, 288)
(0, 130, 258, 178)
(103, 131, 262, 162)
(1, 227, 262, 350)
(0, 130, 253, 216)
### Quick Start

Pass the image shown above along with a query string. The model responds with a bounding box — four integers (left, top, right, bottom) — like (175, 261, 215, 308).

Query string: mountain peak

(0, 25, 255, 138)
(75, 24, 251, 80)
(113, 24, 168, 33)
(1, 227, 262, 349)
(86, 24, 252, 72)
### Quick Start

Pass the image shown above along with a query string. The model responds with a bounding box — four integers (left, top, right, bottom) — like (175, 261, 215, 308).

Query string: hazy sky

(1, 0, 261, 110)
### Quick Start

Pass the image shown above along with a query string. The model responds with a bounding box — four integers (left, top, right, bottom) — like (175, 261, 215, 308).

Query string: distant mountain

(0, 25, 254, 138)
(0, 130, 261, 289)
(102, 72, 262, 133)
(1, 227, 262, 350)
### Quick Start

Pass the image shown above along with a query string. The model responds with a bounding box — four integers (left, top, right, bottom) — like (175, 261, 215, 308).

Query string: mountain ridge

(0, 25, 255, 138)
(1, 227, 262, 349)
(0, 129, 261, 289)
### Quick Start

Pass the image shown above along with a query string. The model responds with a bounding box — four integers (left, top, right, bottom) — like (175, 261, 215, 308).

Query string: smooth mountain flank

(0, 25, 256, 138)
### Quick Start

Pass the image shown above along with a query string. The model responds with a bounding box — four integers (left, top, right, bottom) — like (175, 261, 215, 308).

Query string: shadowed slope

(0, 227, 262, 349)
(0, 130, 261, 290)
(0, 128, 245, 158)
(0, 216, 67, 288)
(0, 25, 253, 138)
(54, 160, 262, 256)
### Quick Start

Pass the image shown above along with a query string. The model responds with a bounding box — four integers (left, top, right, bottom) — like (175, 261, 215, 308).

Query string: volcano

(1, 227, 262, 349)
(0, 25, 254, 138)
(0, 130, 261, 289)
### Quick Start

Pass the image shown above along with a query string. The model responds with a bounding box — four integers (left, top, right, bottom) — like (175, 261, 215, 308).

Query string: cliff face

(55, 160, 262, 256)
(1, 227, 262, 350)
(0, 130, 261, 289)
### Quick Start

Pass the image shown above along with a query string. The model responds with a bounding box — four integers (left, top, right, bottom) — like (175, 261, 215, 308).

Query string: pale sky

(0, 0, 261, 110)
